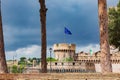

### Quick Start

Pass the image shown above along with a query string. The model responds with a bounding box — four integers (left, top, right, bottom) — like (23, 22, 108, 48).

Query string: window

(55, 63, 57, 66)
(73, 62, 75, 65)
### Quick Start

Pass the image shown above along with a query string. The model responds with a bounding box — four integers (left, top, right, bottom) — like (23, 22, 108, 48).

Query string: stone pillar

(0, 0, 8, 73)
(33, 60, 36, 67)
(98, 0, 112, 73)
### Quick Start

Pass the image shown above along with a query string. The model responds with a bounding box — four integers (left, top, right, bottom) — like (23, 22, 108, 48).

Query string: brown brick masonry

(0, 73, 120, 80)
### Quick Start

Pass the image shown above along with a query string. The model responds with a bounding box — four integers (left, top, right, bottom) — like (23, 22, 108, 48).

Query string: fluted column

(98, 0, 112, 73)
(0, 0, 8, 73)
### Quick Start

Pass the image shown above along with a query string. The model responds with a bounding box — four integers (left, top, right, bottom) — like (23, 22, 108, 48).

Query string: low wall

(0, 73, 120, 80)
(95, 64, 120, 73)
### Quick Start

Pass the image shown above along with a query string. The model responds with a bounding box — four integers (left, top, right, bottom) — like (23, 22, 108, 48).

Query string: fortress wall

(95, 64, 101, 72)
(112, 64, 120, 73)
(45, 62, 95, 71)
(47, 62, 82, 69)
(95, 64, 120, 73)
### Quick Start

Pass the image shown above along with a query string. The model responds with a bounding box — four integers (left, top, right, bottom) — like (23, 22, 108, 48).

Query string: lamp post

(13, 55, 14, 65)
(49, 48, 52, 72)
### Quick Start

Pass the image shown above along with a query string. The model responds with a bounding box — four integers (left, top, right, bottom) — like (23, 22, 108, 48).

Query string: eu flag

(64, 27, 72, 35)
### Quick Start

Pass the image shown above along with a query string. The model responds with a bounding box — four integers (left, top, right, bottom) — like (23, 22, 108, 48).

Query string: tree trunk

(39, 0, 47, 73)
(98, 0, 112, 73)
(0, 0, 8, 73)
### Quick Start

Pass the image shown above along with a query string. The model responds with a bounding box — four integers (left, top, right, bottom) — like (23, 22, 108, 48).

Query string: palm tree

(0, 0, 8, 73)
(38, 0, 47, 73)
(98, 0, 112, 73)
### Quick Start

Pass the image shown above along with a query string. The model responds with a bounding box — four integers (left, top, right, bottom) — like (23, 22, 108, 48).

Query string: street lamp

(13, 55, 14, 65)
(13, 53, 17, 65)
(49, 48, 52, 72)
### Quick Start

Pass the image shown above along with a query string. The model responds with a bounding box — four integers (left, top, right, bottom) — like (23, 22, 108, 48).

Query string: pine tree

(98, 0, 112, 73)
(39, 0, 47, 73)
(108, 1, 120, 50)
(0, 0, 8, 73)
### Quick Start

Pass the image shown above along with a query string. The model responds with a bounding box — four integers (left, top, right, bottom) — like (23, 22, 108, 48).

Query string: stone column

(0, 0, 8, 73)
(98, 0, 112, 73)
(33, 60, 36, 67)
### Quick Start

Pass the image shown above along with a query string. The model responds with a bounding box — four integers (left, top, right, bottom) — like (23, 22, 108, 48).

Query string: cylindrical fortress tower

(53, 43, 76, 61)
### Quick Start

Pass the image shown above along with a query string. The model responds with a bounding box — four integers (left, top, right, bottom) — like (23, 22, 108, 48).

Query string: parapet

(53, 43, 76, 51)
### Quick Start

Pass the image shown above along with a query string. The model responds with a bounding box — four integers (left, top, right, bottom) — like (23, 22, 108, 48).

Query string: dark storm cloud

(2, 0, 40, 29)
(2, 0, 41, 50)
(46, 0, 99, 46)
(1, 0, 119, 51)
(46, 0, 119, 46)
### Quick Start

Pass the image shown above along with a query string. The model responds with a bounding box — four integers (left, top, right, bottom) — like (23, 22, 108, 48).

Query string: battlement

(75, 51, 120, 64)
(53, 43, 76, 51)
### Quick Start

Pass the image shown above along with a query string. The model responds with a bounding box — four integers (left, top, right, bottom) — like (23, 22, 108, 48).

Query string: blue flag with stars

(64, 27, 72, 35)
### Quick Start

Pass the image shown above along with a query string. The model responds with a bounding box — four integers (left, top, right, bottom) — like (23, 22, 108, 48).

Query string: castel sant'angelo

(53, 43, 76, 61)
(50, 43, 120, 73)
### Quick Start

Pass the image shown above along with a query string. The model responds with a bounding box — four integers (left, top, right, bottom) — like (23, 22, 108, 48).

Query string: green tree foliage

(20, 57, 26, 62)
(46, 57, 57, 62)
(11, 65, 18, 73)
(11, 65, 25, 73)
(63, 57, 74, 62)
(11, 65, 24, 73)
(108, 1, 120, 50)
(28, 58, 32, 62)
(18, 57, 27, 66)
(28, 57, 40, 65)
(18, 65, 25, 73)
(11, 57, 41, 73)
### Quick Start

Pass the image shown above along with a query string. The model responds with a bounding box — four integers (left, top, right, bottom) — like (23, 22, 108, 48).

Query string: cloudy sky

(1, 0, 119, 60)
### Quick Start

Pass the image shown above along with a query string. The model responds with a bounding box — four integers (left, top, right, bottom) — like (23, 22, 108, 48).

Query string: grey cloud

(1, 0, 119, 51)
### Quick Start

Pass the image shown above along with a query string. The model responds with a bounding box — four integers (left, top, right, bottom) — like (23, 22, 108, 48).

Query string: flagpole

(64, 32, 66, 43)
(64, 27, 66, 43)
